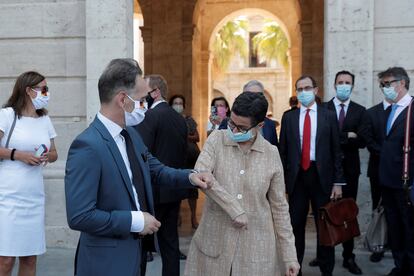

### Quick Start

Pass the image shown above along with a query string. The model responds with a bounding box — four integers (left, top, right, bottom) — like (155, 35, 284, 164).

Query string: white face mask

(124, 95, 147, 126)
(31, 89, 49, 110)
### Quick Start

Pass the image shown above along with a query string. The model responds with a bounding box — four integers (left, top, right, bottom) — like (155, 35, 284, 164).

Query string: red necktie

(301, 109, 311, 170)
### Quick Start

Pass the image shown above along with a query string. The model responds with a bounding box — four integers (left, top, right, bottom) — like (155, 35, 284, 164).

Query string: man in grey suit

(64, 58, 212, 276)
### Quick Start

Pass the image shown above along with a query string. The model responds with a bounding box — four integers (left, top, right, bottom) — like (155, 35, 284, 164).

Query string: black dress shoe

(343, 258, 362, 275)
(146, 252, 154, 262)
(179, 251, 187, 260)
(369, 252, 384, 263)
(309, 258, 319, 267)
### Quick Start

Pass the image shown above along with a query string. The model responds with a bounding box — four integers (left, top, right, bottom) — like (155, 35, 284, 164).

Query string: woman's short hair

(211, 96, 231, 117)
(232, 92, 268, 126)
(169, 94, 186, 108)
(4, 71, 47, 118)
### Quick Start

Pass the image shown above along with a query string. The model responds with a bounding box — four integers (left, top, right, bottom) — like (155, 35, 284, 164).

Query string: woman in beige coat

(184, 92, 300, 276)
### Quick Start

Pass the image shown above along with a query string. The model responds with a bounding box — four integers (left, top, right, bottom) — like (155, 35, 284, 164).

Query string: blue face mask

(226, 127, 254, 143)
(297, 90, 315, 107)
(383, 87, 398, 102)
(336, 84, 352, 101)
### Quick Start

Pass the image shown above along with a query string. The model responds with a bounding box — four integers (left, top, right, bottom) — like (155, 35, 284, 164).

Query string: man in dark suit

(135, 75, 189, 276)
(64, 59, 212, 276)
(219, 80, 279, 147)
(322, 70, 365, 274)
(279, 75, 344, 276)
(360, 97, 391, 262)
(377, 67, 414, 276)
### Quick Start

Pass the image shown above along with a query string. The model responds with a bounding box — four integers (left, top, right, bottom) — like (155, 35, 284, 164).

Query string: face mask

(172, 104, 183, 114)
(226, 127, 255, 143)
(145, 93, 155, 109)
(336, 84, 352, 101)
(297, 90, 315, 107)
(217, 106, 227, 119)
(31, 89, 49, 110)
(383, 87, 398, 102)
(124, 95, 147, 126)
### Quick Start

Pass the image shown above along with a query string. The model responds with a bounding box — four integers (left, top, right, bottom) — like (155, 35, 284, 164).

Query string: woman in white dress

(0, 71, 58, 276)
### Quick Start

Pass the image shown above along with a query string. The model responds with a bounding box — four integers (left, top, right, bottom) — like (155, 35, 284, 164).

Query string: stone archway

(192, 0, 303, 144)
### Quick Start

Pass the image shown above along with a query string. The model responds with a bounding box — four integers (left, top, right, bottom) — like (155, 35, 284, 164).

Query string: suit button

(240, 170, 245, 175)
(237, 194, 243, 199)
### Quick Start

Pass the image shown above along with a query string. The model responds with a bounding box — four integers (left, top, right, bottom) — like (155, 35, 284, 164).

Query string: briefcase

(318, 198, 360, 246)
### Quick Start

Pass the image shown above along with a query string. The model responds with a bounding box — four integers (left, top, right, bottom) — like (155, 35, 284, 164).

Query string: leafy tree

(252, 21, 289, 70)
(212, 19, 248, 72)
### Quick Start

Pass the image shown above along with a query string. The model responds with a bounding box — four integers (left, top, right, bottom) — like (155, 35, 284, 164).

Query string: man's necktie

(301, 109, 311, 170)
(121, 129, 148, 212)
(386, 104, 398, 135)
(338, 103, 345, 130)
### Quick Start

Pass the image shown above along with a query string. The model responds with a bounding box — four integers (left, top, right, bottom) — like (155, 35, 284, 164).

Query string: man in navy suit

(64, 58, 212, 276)
(322, 71, 365, 274)
(219, 80, 278, 147)
(377, 67, 414, 276)
(279, 75, 344, 276)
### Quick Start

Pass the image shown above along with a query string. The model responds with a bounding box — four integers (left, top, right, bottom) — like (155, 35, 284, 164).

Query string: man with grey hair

(219, 80, 279, 147)
(65, 59, 212, 276)
(376, 67, 414, 276)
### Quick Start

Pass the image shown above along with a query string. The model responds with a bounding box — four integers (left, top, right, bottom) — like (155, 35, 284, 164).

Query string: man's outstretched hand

(189, 172, 214, 189)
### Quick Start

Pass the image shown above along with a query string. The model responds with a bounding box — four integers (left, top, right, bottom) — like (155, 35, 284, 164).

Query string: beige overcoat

(184, 130, 298, 276)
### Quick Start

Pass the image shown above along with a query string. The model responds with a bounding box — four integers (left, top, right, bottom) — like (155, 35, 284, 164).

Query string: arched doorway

(192, 0, 303, 144)
(209, 10, 292, 125)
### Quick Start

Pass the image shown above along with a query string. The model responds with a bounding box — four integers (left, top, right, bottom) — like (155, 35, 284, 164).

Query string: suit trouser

(382, 186, 414, 275)
(148, 201, 181, 276)
(289, 163, 335, 275)
(369, 173, 382, 211)
(341, 174, 359, 261)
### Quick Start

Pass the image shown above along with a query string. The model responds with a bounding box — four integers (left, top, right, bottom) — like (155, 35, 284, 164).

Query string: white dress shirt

(150, 99, 166, 109)
(299, 103, 317, 161)
(389, 93, 412, 127)
(383, 100, 391, 110)
(97, 112, 144, 233)
(333, 97, 351, 119)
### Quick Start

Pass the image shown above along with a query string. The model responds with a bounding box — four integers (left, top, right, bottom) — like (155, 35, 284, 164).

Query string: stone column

(324, 0, 374, 106)
(85, 0, 134, 122)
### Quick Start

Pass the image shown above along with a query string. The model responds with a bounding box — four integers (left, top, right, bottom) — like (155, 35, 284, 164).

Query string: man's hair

(242, 80, 265, 93)
(295, 75, 317, 89)
(232, 92, 268, 126)
(145, 74, 168, 99)
(289, 96, 298, 107)
(98, 58, 142, 103)
(334, 70, 355, 85)
(378, 67, 410, 90)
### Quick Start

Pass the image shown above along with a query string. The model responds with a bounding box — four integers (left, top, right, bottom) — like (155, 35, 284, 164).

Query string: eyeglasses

(296, 86, 314, 93)
(379, 79, 400, 88)
(227, 118, 257, 134)
(147, 88, 157, 95)
(31, 86, 49, 96)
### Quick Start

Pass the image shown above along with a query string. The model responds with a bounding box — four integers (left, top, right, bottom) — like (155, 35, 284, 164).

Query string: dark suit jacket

(219, 117, 279, 147)
(135, 102, 189, 204)
(360, 102, 388, 178)
(379, 98, 414, 189)
(279, 105, 344, 195)
(65, 117, 192, 276)
(324, 99, 366, 177)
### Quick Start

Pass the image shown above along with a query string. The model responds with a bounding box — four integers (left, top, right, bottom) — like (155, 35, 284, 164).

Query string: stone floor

(12, 217, 394, 276)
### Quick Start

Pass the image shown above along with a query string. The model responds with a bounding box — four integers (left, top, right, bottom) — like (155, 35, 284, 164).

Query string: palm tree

(212, 19, 249, 73)
(252, 21, 289, 70)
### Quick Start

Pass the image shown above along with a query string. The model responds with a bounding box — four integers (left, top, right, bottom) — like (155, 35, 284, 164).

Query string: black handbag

(364, 200, 387, 253)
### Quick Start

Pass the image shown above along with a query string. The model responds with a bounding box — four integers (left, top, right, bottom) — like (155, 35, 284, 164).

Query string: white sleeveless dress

(0, 107, 56, 256)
